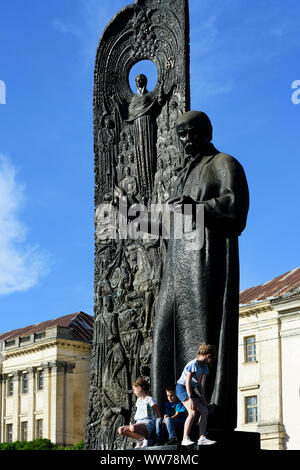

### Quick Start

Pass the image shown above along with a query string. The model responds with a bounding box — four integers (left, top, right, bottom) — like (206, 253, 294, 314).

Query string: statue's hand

(168, 195, 198, 211)
(114, 185, 125, 198)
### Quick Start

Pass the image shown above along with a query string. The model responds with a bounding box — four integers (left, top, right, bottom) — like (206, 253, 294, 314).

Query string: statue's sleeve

(202, 155, 249, 235)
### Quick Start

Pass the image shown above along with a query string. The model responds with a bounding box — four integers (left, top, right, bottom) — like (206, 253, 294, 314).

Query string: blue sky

(0, 0, 300, 333)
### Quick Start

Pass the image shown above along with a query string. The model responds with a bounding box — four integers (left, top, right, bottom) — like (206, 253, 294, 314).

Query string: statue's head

(135, 73, 147, 88)
(108, 335, 118, 348)
(157, 158, 163, 169)
(121, 141, 129, 151)
(176, 111, 213, 157)
(103, 116, 114, 128)
(103, 295, 113, 312)
(165, 152, 171, 165)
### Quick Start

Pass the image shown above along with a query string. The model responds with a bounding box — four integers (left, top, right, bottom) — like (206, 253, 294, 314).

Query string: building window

(37, 369, 44, 391)
(20, 335, 30, 345)
(21, 421, 28, 441)
(22, 372, 28, 394)
(245, 396, 258, 423)
(35, 332, 45, 341)
(36, 419, 43, 439)
(244, 336, 256, 362)
(7, 376, 14, 396)
(6, 424, 13, 442)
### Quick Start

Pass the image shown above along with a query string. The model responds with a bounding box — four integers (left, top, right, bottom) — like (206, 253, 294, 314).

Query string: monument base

(204, 429, 260, 450)
(135, 430, 260, 451)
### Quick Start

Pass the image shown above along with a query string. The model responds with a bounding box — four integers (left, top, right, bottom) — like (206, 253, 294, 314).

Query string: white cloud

(52, 19, 82, 37)
(0, 155, 49, 295)
(51, 0, 132, 63)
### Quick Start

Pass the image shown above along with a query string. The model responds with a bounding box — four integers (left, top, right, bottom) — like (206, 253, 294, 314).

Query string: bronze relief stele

(85, 0, 249, 450)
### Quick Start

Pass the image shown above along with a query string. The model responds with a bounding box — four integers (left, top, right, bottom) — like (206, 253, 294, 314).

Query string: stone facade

(0, 312, 93, 446)
(237, 268, 300, 450)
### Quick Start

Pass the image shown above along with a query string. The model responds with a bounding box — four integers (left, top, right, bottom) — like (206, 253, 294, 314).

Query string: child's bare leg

(196, 402, 209, 437)
(182, 399, 198, 438)
(118, 423, 148, 441)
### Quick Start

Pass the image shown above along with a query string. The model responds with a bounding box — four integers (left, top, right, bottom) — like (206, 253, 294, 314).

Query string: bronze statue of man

(151, 111, 249, 431)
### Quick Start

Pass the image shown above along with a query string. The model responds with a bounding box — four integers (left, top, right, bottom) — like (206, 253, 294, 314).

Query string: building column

(43, 361, 75, 446)
(27, 367, 35, 441)
(12, 371, 20, 441)
(1, 374, 9, 443)
(65, 363, 75, 446)
(49, 361, 58, 444)
(49, 361, 66, 445)
(42, 363, 51, 440)
(0, 374, 3, 442)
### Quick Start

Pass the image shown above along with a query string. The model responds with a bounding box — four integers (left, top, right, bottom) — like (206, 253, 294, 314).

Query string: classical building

(0, 311, 93, 446)
(237, 267, 300, 450)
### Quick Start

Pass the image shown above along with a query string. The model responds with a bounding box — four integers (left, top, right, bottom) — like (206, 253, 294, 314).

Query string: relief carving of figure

(153, 158, 164, 188)
(153, 158, 167, 203)
(139, 330, 153, 380)
(118, 307, 143, 382)
(120, 166, 139, 204)
(102, 334, 130, 409)
(127, 74, 164, 200)
(162, 154, 173, 194)
(127, 152, 137, 177)
(94, 295, 118, 387)
(98, 406, 128, 450)
(97, 117, 116, 192)
(116, 154, 125, 183)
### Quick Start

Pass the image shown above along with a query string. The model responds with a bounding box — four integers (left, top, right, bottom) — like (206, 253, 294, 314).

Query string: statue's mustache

(184, 142, 194, 155)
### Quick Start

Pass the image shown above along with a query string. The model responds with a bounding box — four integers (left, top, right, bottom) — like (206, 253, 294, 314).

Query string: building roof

(239, 267, 300, 306)
(1, 268, 299, 341)
(0, 311, 94, 343)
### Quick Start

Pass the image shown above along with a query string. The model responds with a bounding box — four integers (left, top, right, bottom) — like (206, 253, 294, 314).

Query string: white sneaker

(181, 437, 195, 446)
(141, 439, 152, 447)
(198, 436, 216, 445)
(134, 439, 144, 448)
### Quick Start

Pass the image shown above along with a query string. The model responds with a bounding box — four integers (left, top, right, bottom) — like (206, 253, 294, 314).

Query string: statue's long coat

(151, 144, 249, 430)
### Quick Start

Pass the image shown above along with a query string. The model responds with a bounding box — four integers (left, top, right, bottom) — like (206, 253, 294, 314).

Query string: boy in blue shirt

(155, 386, 187, 445)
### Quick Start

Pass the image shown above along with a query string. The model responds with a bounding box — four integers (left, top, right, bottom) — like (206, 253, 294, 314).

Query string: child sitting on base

(118, 377, 161, 448)
(155, 386, 187, 446)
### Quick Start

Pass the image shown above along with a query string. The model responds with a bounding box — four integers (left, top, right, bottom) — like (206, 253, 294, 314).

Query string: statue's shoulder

(213, 152, 245, 171)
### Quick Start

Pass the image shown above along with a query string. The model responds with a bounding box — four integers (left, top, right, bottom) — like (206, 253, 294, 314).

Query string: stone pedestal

(202, 430, 260, 450)
(137, 430, 260, 451)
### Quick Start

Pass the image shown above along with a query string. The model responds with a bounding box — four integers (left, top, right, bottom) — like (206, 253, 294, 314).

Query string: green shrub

(22, 438, 56, 450)
(0, 438, 85, 451)
(0, 442, 16, 450)
(70, 440, 84, 450)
